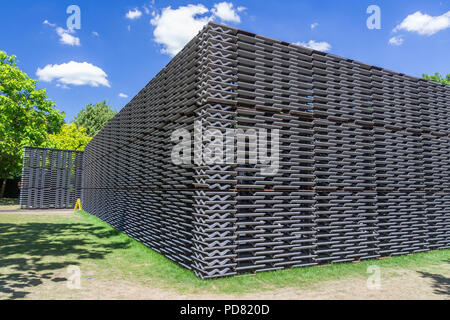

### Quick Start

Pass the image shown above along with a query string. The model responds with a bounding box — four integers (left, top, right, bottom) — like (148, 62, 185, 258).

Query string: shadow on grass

(417, 259, 450, 297)
(0, 222, 131, 299)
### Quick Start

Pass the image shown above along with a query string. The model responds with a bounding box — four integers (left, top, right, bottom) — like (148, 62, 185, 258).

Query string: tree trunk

(0, 174, 8, 199)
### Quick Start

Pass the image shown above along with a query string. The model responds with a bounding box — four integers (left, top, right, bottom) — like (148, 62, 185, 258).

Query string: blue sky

(1, 0, 449, 121)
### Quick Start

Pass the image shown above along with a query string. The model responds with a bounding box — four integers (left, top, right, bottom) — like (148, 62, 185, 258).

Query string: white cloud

(92, 31, 99, 37)
(126, 8, 143, 20)
(311, 22, 319, 30)
(212, 2, 242, 23)
(119, 93, 129, 98)
(296, 40, 331, 52)
(389, 35, 404, 46)
(56, 83, 69, 89)
(56, 27, 80, 46)
(36, 61, 110, 88)
(43, 20, 81, 46)
(393, 10, 450, 35)
(151, 3, 245, 56)
(43, 20, 56, 27)
(151, 4, 211, 56)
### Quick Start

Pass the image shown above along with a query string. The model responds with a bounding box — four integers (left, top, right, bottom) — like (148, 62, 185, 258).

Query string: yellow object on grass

(74, 198, 82, 211)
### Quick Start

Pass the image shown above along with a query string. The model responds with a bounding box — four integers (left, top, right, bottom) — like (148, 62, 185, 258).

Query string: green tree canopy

(422, 72, 450, 86)
(0, 50, 64, 197)
(47, 111, 65, 134)
(43, 123, 91, 151)
(74, 100, 117, 137)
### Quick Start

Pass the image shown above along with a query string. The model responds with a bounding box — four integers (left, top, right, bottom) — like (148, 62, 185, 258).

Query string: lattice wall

(20, 147, 83, 209)
(82, 22, 450, 278)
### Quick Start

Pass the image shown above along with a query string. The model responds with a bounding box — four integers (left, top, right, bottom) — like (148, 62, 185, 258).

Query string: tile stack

(20, 147, 83, 209)
(27, 22, 448, 278)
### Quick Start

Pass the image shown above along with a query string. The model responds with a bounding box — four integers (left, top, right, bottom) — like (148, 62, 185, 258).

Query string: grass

(78, 211, 449, 293)
(0, 209, 449, 299)
(0, 198, 19, 206)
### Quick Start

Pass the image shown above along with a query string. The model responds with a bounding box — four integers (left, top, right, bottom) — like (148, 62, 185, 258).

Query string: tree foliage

(47, 112, 66, 134)
(0, 50, 64, 196)
(74, 100, 117, 137)
(422, 72, 450, 86)
(43, 123, 91, 151)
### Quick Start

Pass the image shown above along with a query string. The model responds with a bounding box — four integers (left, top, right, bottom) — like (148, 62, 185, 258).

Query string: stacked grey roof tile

(68, 22, 449, 278)
(20, 147, 83, 209)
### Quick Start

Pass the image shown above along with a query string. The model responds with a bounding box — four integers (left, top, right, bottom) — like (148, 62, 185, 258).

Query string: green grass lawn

(80, 210, 449, 294)
(0, 209, 449, 299)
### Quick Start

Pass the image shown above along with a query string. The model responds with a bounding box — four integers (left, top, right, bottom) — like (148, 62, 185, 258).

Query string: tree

(0, 50, 64, 198)
(422, 72, 450, 86)
(43, 123, 91, 151)
(74, 100, 117, 137)
(47, 111, 65, 134)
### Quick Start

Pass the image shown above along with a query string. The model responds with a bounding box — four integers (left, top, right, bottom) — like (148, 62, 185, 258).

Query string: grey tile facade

(23, 22, 450, 278)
